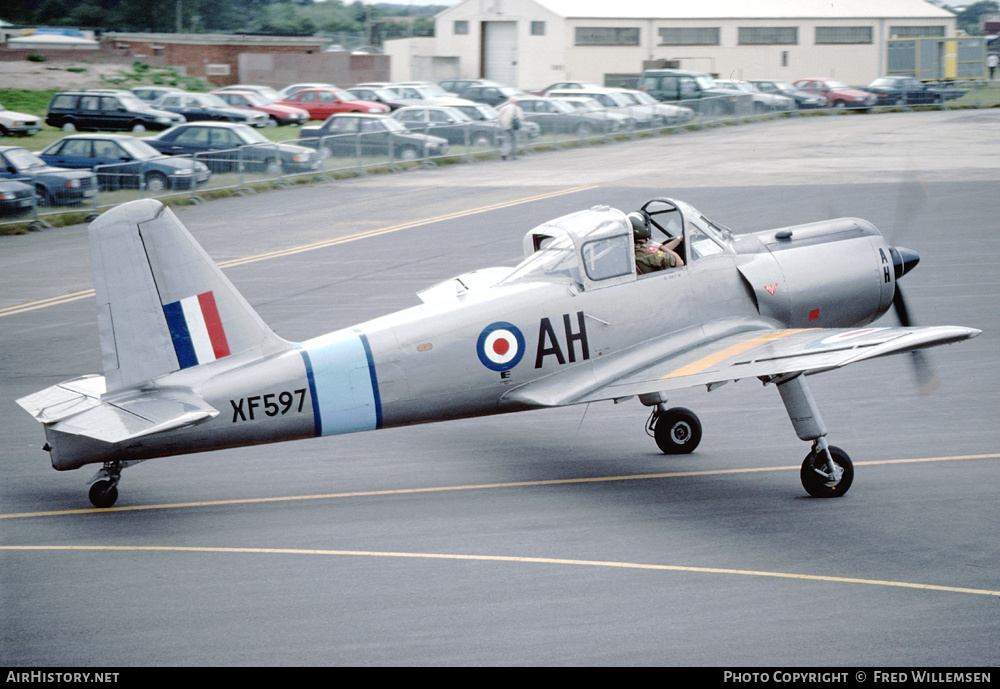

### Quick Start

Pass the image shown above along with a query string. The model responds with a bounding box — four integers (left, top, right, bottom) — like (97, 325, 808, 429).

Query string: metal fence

(3, 90, 998, 231)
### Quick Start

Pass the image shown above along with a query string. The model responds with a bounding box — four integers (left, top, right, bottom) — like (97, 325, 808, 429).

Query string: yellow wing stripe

(661, 329, 811, 380)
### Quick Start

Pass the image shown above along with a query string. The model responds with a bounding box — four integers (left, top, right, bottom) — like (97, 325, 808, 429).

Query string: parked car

(384, 82, 454, 101)
(436, 99, 541, 140)
(552, 96, 635, 132)
(210, 90, 310, 126)
(639, 69, 752, 116)
(38, 134, 210, 192)
(532, 81, 601, 96)
(439, 78, 504, 96)
(860, 76, 946, 106)
(146, 122, 320, 175)
(274, 88, 389, 119)
(514, 95, 613, 136)
(545, 88, 659, 129)
(0, 179, 36, 217)
(627, 88, 696, 124)
(714, 80, 796, 113)
(130, 86, 184, 102)
(792, 78, 876, 109)
(344, 87, 420, 111)
(275, 83, 337, 100)
(748, 80, 828, 109)
(0, 145, 97, 206)
(456, 84, 527, 107)
(0, 103, 42, 136)
(153, 92, 270, 127)
(213, 85, 283, 103)
(46, 90, 186, 132)
(390, 105, 502, 146)
(298, 113, 449, 161)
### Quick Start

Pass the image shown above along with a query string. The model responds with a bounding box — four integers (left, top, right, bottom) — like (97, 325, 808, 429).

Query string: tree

(956, 1, 999, 35)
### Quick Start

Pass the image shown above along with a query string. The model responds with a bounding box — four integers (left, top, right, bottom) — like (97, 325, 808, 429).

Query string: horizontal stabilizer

(28, 387, 219, 445)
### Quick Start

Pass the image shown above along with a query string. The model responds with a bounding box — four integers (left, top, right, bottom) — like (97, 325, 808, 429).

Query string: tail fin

(89, 199, 288, 392)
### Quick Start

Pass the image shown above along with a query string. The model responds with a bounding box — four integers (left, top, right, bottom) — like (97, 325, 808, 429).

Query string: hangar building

(385, 0, 957, 88)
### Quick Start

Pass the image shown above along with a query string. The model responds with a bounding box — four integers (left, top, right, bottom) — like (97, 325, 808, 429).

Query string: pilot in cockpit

(630, 211, 684, 274)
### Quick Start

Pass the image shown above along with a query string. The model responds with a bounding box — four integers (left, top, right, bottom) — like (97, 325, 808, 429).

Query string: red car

(273, 88, 389, 120)
(210, 90, 310, 126)
(792, 78, 876, 110)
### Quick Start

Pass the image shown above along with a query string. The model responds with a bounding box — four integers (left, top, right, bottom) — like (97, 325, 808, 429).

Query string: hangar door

(482, 21, 518, 86)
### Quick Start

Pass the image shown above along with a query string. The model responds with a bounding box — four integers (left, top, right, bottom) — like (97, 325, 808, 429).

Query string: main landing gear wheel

(651, 406, 702, 454)
(88, 480, 119, 508)
(800, 445, 854, 498)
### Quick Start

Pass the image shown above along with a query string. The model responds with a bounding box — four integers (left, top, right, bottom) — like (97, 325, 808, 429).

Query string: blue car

(0, 145, 96, 206)
(39, 134, 211, 192)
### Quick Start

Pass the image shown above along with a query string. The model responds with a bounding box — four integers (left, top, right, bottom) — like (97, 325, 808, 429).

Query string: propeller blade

(892, 285, 939, 394)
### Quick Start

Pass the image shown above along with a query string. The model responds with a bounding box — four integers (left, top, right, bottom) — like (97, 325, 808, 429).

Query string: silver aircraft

(17, 198, 979, 507)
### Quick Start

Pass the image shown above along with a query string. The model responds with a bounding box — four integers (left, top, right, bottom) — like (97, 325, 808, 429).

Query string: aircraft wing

(505, 324, 980, 407)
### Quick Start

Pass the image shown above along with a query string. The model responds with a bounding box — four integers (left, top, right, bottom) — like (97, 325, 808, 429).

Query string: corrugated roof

(532, 0, 955, 20)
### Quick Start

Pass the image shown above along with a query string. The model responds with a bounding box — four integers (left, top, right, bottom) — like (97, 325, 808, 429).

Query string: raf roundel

(477, 321, 526, 372)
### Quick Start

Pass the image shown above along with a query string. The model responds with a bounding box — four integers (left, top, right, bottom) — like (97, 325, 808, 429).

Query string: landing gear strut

(87, 461, 124, 508)
(775, 374, 854, 498)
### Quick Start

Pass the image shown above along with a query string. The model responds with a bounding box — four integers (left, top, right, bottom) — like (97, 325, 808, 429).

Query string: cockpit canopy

(503, 206, 635, 291)
(502, 200, 734, 291)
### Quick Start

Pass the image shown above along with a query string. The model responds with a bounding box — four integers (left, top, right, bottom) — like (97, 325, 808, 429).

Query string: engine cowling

(734, 218, 897, 328)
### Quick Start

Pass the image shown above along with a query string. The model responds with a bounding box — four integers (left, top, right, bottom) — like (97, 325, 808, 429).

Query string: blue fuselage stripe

(356, 331, 383, 429)
(299, 349, 322, 436)
(298, 329, 381, 436)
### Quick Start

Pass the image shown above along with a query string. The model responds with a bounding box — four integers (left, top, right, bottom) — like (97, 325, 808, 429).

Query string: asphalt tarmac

(2, 109, 998, 666)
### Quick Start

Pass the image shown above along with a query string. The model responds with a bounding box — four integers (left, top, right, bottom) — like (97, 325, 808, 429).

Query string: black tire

(800, 445, 854, 498)
(398, 146, 419, 162)
(89, 480, 119, 508)
(131, 122, 146, 133)
(144, 171, 168, 193)
(472, 133, 492, 147)
(653, 407, 702, 454)
(833, 100, 847, 109)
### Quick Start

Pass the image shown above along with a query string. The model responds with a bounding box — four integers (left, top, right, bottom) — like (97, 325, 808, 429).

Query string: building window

(889, 25, 947, 38)
(658, 27, 719, 46)
(575, 27, 640, 46)
(531, 21, 546, 36)
(815, 27, 873, 44)
(738, 27, 798, 45)
(454, 20, 469, 35)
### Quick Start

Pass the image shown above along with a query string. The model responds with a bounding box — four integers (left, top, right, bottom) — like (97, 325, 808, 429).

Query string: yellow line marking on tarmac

(0, 185, 597, 318)
(1, 544, 997, 598)
(2, 453, 996, 521)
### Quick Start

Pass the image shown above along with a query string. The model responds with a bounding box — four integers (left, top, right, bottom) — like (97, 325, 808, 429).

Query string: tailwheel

(87, 460, 126, 508)
(88, 480, 119, 508)
(800, 444, 854, 498)
(650, 406, 702, 454)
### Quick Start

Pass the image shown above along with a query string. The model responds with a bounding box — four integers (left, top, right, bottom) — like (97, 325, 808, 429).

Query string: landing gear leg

(775, 374, 854, 497)
(87, 461, 124, 508)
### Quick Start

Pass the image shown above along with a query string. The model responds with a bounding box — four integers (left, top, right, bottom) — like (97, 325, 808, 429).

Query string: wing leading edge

(504, 324, 980, 407)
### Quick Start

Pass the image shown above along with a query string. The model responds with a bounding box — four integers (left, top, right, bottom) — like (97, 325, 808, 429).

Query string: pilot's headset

(628, 211, 652, 241)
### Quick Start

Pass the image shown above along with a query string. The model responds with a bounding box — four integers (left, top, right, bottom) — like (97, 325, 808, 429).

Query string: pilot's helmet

(628, 211, 651, 241)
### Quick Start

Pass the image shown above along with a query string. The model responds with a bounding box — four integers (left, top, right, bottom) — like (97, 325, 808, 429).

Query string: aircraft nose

(891, 246, 920, 280)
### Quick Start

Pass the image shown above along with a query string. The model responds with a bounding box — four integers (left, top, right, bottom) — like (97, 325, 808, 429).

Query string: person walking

(497, 97, 524, 160)
(988, 53, 999, 81)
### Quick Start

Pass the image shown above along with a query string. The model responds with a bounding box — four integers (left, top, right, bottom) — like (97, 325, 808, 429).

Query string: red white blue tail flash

(163, 291, 231, 369)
